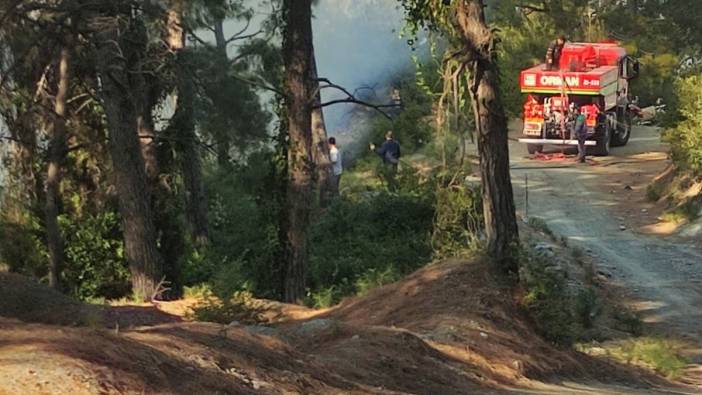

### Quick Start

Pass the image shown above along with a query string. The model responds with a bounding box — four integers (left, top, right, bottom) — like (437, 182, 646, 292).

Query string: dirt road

(508, 125, 702, 343)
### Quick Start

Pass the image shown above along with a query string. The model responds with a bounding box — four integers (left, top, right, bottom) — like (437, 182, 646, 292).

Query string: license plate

(523, 122, 542, 136)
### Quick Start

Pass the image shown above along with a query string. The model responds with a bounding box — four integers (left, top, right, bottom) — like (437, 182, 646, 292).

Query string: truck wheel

(592, 125, 611, 156)
(612, 111, 632, 147)
(527, 144, 543, 155)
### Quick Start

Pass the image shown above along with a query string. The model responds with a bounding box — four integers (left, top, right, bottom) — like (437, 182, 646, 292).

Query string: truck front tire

(611, 111, 632, 147)
(527, 144, 543, 155)
(592, 125, 611, 156)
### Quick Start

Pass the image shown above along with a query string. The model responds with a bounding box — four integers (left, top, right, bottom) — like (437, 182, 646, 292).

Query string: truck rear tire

(527, 144, 543, 155)
(611, 111, 632, 147)
(592, 125, 611, 156)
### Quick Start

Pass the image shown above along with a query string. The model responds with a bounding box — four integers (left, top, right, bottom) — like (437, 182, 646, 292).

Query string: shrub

(181, 159, 282, 299)
(665, 74, 702, 175)
(613, 309, 644, 336)
(575, 288, 599, 329)
(60, 211, 129, 300)
(520, 253, 578, 345)
(355, 266, 401, 296)
(607, 337, 689, 378)
(432, 181, 483, 259)
(306, 286, 344, 308)
(191, 290, 264, 325)
(0, 214, 48, 279)
(527, 217, 554, 239)
(308, 191, 433, 303)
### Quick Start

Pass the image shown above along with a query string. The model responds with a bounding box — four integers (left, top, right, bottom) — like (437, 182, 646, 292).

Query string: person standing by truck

(572, 105, 588, 163)
(545, 35, 566, 71)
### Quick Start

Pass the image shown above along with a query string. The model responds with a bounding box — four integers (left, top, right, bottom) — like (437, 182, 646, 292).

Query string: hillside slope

(0, 258, 690, 394)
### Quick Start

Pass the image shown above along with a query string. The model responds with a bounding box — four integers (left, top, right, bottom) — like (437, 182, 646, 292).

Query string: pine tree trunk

(455, 0, 519, 273)
(45, 46, 70, 290)
(138, 99, 159, 183)
(282, 0, 314, 303)
(94, 16, 163, 301)
(214, 19, 227, 54)
(212, 18, 233, 167)
(167, 3, 209, 246)
(310, 50, 334, 205)
(176, 55, 209, 246)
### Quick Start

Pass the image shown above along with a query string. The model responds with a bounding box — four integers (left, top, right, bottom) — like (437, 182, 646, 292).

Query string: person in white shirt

(328, 137, 342, 195)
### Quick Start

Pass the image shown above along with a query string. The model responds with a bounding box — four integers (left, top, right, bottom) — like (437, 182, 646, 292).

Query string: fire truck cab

(518, 42, 639, 155)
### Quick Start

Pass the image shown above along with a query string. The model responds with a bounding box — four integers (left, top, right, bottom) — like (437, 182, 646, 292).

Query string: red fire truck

(518, 42, 639, 155)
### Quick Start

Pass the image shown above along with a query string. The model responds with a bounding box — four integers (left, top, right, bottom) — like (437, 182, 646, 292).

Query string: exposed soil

(1, 254, 695, 395)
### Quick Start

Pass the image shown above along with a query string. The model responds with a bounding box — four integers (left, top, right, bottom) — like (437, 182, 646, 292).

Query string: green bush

(60, 211, 129, 300)
(520, 253, 578, 345)
(191, 290, 264, 325)
(613, 309, 644, 336)
(306, 286, 344, 308)
(575, 288, 599, 329)
(308, 191, 434, 303)
(355, 266, 401, 296)
(665, 74, 702, 175)
(432, 181, 483, 259)
(607, 337, 689, 378)
(0, 214, 47, 279)
(181, 158, 281, 299)
(527, 217, 554, 239)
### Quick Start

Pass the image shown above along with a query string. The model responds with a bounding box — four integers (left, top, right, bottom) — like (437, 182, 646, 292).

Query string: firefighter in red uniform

(545, 35, 566, 71)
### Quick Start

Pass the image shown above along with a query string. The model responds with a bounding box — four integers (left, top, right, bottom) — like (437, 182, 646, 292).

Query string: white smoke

(312, 0, 418, 137)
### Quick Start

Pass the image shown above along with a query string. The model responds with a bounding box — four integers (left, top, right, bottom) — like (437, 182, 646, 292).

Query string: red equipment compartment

(520, 65, 618, 95)
(520, 42, 623, 96)
(558, 42, 625, 70)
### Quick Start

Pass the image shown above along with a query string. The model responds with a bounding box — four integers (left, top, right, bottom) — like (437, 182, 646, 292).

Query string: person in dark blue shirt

(370, 131, 401, 191)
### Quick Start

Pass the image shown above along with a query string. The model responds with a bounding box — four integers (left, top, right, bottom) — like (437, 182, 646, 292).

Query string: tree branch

(225, 18, 264, 44)
(229, 74, 284, 96)
(315, 78, 400, 120)
(517, 2, 548, 14)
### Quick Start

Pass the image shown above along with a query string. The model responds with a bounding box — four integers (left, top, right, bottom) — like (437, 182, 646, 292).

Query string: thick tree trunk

(214, 19, 227, 53)
(138, 100, 159, 183)
(167, 3, 209, 246)
(176, 56, 209, 246)
(45, 46, 70, 290)
(94, 17, 163, 301)
(212, 18, 232, 167)
(282, 0, 314, 303)
(310, 50, 334, 205)
(456, 0, 519, 273)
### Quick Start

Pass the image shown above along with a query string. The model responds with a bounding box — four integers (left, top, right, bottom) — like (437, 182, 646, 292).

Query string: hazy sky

(312, 0, 416, 132)
(220, 0, 416, 133)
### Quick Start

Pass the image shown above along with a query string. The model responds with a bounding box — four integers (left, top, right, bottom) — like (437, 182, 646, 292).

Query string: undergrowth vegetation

(665, 75, 702, 176)
(520, 252, 580, 345)
(578, 337, 689, 379)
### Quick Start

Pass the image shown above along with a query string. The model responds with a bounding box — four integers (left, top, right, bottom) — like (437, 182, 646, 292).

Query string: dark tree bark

(455, 0, 519, 273)
(310, 49, 334, 205)
(167, 3, 209, 246)
(214, 18, 227, 54)
(282, 0, 315, 303)
(212, 18, 233, 167)
(94, 15, 163, 301)
(138, 93, 159, 183)
(45, 46, 70, 290)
